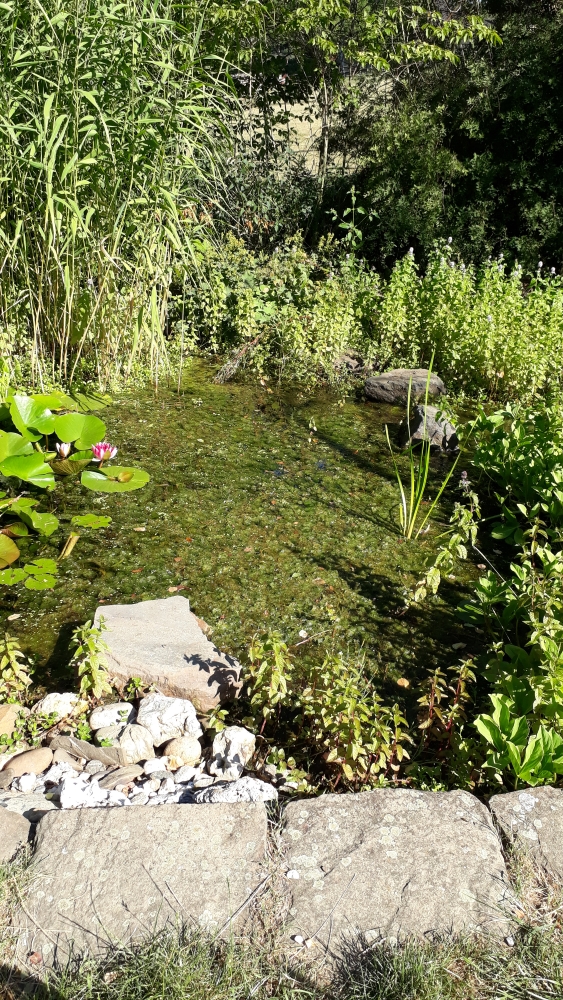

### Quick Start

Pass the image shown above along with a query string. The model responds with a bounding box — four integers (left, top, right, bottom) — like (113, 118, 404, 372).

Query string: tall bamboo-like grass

(0, 0, 232, 388)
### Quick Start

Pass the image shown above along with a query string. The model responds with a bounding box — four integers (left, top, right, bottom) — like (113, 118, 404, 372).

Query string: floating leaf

(69, 390, 111, 412)
(0, 534, 20, 568)
(0, 431, 34, 461)
(11, 500, 59, 537)
(81, 466, 150, 493)
(1, 521, 29, 537)
(32, 392, 75, 411)
(0, 453, 56, 490)
(71, 514, 112, 529)
(9, 395, 55, 440)
(24, 572, 57, 590)
(24, 558, 57, 576)
(0, 567, 27, 585)
(54, 412, 106, 448)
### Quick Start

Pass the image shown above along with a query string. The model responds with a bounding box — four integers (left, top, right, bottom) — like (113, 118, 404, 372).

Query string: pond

(2, 362, 484, 710)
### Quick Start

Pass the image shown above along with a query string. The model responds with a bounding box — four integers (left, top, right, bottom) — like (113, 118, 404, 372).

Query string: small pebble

(146, 769, 168, 782)
(143, 757, 169, 775)
(143, 778, 161, 793)
(192, 774, 215, 789)
(161, 777, 175, 794)
(12, 772, 36, 793)
(129, 791, 150, 806)
(85, 761, 106, 775)
(174, 765, 198, 784)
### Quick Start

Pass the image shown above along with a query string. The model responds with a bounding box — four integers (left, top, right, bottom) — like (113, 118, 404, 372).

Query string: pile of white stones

(0, 692, 278, 814)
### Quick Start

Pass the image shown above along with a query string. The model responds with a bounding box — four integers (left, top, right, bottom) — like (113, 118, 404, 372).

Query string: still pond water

(2, 362, 482, 705)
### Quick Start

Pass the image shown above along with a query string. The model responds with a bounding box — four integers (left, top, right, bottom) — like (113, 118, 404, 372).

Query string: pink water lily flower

(55, 441, 71, 459)
(91, 441, 118, 463)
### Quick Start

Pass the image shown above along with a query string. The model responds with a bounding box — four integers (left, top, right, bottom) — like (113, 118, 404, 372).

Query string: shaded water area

(1, 362, 484, 704)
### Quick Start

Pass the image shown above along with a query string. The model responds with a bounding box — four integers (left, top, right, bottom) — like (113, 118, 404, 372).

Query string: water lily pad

(9, 395, 55, 440)
(1, 521, 29, 537)
(0, 431, 34, 461)
(0, 453, 56, 490)
(0, 567, 27, 585)
(71, 514, 112, 529)
(54, 412, 106, 449)
(81, 466, 150, 493)
(32, 392, 75, 411)
(11, 500, 59, 537)
(0, 534, 20, 568)
(24, 571, 57, 590)
(24, 557, 57, 575)
(69, 390, 111, 412)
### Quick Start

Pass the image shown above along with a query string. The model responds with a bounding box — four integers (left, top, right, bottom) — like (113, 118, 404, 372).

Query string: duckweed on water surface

(1, 363, 483, 699)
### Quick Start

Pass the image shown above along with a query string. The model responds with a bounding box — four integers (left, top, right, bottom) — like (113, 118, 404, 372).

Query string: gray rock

(49, 735, 122, 767)
(94, 725, 125, 744)
(0, 791, 59, 823)
(399, 404, 458, 453)
(174, 765, 199, 784)
(94, 596, 241, 711)
(4, 746, 53, 777)
(84, 761, 106, 775)
(281, 789, 508, 956)
(52, 749, 84, 772)
(365, 368, 446, 405)
(490, 787, 563, 876)
(335, 350, 365, 373)
(98, 765, 144, 790)
(209, 726, 256, 782)
(137, 692, 202, 746)
(129, 791, 150, 806)
(14, 802, 268, 963)
(89, 702, 136, 730)
(0, 808, 31, 862)
(193, 776, 277, 804)
(32, 692, 83, 721)
(117, 723, 155, 764)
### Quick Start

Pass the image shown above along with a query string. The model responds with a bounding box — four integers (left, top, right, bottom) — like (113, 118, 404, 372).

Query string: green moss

(1, 362, 482, 702)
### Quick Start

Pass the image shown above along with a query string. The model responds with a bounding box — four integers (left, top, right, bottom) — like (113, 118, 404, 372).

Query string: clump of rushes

(70, 617, 112, 700)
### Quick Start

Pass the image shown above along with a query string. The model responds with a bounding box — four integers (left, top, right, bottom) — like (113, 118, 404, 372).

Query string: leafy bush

(70, 617, 112, 700)
(239, 631, 411, 791)
(183, 236, 563, 399)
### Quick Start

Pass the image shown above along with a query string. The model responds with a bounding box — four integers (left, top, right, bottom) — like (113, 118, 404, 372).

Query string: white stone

(141, 778, 161, 794)
(193, 776, 277, 804)
(136, 693, 202, 746)
(117, 724, 155, 764)
(174, 765, 198, 784)
(143, 757, 169, 775)
(12, 773, 36, 793)
(89, 703, 136, 731)
(32, 692, 84, 721)
(163, 736, 201, 769)
(208, 726, 256, 781)
(59, 774, 109, 809)
(42, 763, 76, 786)
(94, 725, 125, 744)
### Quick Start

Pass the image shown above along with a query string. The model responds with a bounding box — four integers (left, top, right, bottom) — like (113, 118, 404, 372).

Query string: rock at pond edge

(365, 369, 446, 405)
(94, 596, 242, 712)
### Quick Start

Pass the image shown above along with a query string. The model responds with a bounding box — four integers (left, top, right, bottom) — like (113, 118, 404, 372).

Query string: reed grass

(0, 0, 233, 389)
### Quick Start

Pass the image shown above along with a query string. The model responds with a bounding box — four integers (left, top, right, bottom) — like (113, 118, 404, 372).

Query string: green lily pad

(0, 431, 34, 461)
(54, 412, 106, 448)
(69, 390, 111, 412)
(81, 466, 150, 493)
(11, 500, 59, 537)
(0, 534, 20, 568)
(9, 395, 55, 440)
(71, 513, 112, 528)
(0, 453, 56, 490)
(1, 521, 29, 537)
(50, 458, 91, 476)
(32, 392, 75, 411)
(0, 567, 27, 585)
(24, 557, 58, 575)
(24, 571, 57, 590)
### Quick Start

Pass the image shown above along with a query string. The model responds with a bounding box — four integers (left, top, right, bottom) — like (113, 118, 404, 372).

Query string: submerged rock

(365, 368, 446, 404)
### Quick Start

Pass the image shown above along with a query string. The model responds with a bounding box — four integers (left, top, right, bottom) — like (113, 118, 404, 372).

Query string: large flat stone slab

(15, 803, 267, 965)
(94, 596, 241, 711)
(490, 787, 563, 877)
(0, 807, 31, 862)
(282, 789, 508, 955)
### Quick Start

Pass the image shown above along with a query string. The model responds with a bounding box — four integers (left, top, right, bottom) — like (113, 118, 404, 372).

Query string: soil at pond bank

(0, 361, 484, 707)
